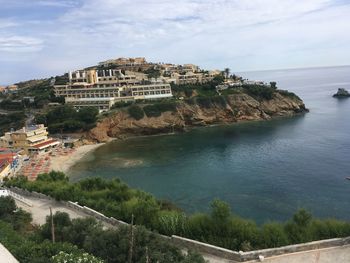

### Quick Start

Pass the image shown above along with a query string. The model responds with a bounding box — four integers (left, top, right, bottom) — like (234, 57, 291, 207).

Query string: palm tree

(224, 68, 230, 79)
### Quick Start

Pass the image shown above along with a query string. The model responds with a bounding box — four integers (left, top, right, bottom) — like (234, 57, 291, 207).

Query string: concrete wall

(8, 187, 129, 228)
(7, 187, 350, 263)
(171, 235, 241, 261)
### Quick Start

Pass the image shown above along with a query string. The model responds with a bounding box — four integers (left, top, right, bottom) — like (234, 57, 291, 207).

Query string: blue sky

(1, 0, 350, 84)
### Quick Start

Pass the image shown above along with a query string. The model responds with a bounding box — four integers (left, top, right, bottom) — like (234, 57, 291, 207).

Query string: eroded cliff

(89, 92, 307, 142)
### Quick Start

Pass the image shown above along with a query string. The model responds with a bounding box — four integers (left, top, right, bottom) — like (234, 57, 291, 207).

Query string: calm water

(70, 66, 350, 224)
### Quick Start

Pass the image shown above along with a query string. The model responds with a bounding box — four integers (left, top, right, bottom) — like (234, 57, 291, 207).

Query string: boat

(346, 177, 350, 181)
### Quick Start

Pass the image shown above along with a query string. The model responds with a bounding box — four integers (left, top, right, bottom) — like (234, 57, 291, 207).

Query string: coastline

(50, 143, 104, 173)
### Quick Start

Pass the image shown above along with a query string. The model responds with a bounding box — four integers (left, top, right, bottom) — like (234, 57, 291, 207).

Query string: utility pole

(128, 214, 134, 263)
(50, 207, 55, 243)
(145, 246, 150, 263)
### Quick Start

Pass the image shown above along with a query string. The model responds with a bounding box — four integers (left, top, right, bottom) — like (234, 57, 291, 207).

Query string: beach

(50, 143, 104, 173)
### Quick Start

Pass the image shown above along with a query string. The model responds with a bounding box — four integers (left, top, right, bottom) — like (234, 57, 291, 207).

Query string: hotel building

(0, 125, 60, 155)
(54, 68, 173, 110)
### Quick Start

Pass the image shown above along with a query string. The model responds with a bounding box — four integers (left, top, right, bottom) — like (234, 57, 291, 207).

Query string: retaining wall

(6, 186, 350, 262)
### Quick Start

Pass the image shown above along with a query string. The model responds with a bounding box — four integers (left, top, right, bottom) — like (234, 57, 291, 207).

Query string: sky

(1, 0, 350, 84)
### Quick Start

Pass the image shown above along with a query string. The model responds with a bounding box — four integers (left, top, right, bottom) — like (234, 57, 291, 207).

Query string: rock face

(333, 88, 350, 98)
(89, 93, 308, 142)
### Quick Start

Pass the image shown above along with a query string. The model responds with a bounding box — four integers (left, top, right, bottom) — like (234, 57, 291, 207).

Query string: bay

(69, 66, 350, 224)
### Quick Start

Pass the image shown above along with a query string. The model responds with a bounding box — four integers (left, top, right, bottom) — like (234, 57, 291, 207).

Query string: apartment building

(0, 125, 60, 155)
(54, 68, 173, 110)
(170, 70, 220, 85)
(0, 148, 20, 180)
(98, 57, 153, 71)
(0, 160, 11, 180)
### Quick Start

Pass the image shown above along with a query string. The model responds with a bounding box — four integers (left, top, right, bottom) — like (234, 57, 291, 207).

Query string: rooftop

(31, 139, 60, 150)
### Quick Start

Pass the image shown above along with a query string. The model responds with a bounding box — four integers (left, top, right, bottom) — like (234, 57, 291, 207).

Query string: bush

(143, 102, 177, 118)
(143, 104, 162, 117)
(111, 101, 133, 109)
(128, 105, 144, 120)
(243, 84, 275, 100)
(40, 105, 98, 133)
(196, 97, 211, 108)
(52, 251, 104, 263)
(277, 89, 301, 100)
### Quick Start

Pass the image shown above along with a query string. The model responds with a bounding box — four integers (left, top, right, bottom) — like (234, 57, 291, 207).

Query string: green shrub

(196, 97, 211, 108)
(143, 102, 177, 118)
(128, 105, 144, 120)
(243, 84, 275, 100)
(277, 90, 301, 100)
(111, 101, 133, 109)
(143, 104, 162, 117)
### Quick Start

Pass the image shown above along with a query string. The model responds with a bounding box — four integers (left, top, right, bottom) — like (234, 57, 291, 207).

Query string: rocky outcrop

(333, 88, 350, 98)
(89, 93, 308, 142)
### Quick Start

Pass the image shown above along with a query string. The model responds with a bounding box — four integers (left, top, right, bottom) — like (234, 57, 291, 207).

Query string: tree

(224, 68, 230, 79)
(0, 196, 16, 220)
(128, 105, 144, 120)
(40, 212, 72, 242)
(77, 107, 99, 124)
(210, 199, 231, 223)
(293, 209, 312, 227)
(270, 81, 277, 89)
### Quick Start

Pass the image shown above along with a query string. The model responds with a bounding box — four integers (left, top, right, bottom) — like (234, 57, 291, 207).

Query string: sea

(69, 66, 350, 224)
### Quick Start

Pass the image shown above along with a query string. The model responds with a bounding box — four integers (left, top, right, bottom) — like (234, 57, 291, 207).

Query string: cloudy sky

(1, 0, 350, 84)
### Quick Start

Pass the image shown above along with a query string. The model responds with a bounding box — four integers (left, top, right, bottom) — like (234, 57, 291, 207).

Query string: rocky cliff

(89, 92, 307, 142)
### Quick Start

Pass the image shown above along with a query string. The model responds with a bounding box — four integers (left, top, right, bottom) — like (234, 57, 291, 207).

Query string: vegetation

(35, 105, 99, 133)
(0, 99, 24, 111)
(196, 96, 227, 108)
(0, 112, 26, 136)
(171, 75, 224, 98)
(16, 78, 64, 108)
(144, 68, 161, 80)
(128, 105, 145, 120)
(243, 84, 276, 100)
(0, 195, 204, 263)
(277, 89, 301, 100)
(5, 172, 350, 252)
(110, 100, 134, 109)
(143, 101, 177, 117)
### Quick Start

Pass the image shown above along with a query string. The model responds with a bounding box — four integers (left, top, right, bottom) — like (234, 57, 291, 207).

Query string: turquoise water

(70, 66, 350, 224)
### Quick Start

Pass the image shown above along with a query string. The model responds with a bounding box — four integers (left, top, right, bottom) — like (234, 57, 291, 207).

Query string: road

(0, 243, 18, 263)
(15, 197, 85, 225)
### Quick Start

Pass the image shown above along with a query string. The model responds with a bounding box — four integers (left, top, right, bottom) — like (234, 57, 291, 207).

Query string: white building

(55, 69, 173, 111)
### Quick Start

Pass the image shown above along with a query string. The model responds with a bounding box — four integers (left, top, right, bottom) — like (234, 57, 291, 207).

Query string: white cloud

(1, 0, 350, 83)
(0, 36, 43, 52)
(0, 19, 18, 29)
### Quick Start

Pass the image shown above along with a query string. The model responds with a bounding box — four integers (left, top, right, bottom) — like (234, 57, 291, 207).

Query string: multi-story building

(0, 159, 11, 180)
(98, 57, 152, 71)
(54, 68, 173, 110)
(0, 125, 60, 155)
(0, 148, 20, 180)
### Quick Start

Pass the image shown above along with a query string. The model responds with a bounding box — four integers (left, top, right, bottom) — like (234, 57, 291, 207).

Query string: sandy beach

(50, 143, 104, 173)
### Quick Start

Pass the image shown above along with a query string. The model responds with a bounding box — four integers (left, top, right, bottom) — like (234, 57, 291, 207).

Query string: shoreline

(47, 112, 307, 176)
(50, 143, 104, 174)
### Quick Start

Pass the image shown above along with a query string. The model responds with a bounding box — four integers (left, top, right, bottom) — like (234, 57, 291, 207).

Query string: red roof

(32, 139, 60, 149)
(0, 159, 9, 168)
(0, 148, 11, 152)
(0, 153, 17, 164)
